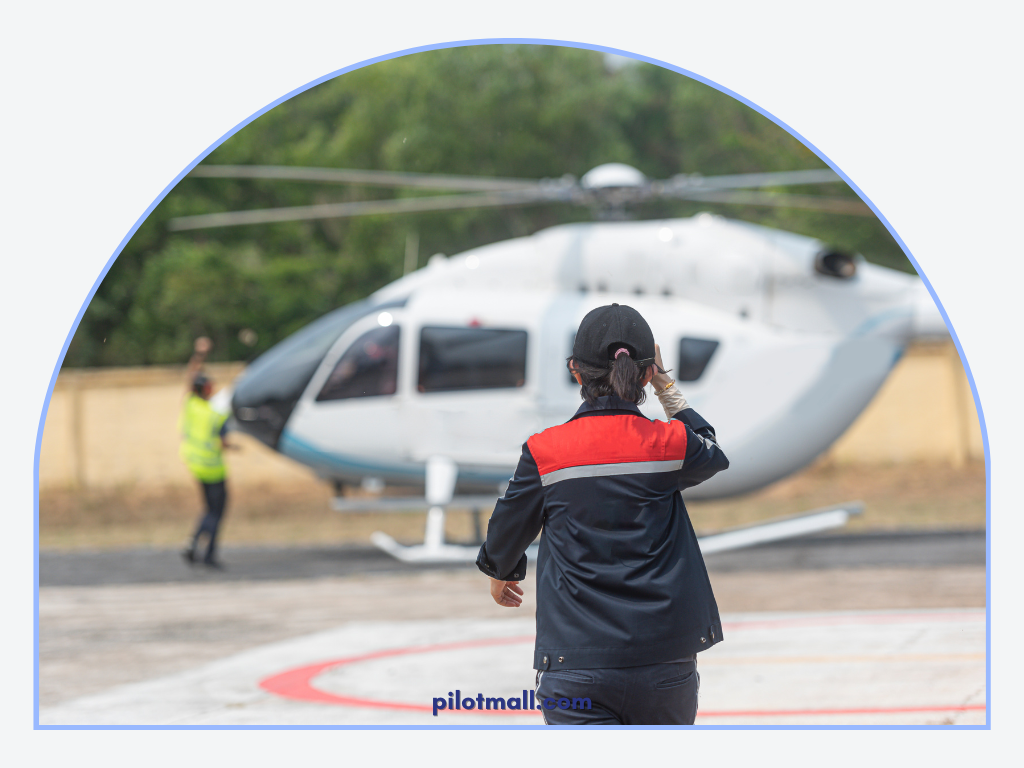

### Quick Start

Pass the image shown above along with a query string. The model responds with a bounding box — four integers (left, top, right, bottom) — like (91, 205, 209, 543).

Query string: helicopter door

(406, 325, 533, 472)
(289, 315, 406, 475)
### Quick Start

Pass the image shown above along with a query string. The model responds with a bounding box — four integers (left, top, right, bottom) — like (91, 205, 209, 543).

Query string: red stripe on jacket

(527, 414, 688, 477)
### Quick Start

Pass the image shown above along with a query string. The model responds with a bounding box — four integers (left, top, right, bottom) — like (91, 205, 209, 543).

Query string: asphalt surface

(39, 529, 986, 587)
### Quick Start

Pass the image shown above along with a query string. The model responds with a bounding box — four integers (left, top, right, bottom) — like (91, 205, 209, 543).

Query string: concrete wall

(39, 364, 315, 491)
(38, 343, 984, 491)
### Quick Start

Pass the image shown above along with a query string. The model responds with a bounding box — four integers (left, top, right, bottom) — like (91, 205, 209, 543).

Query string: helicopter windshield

(418, 326, 528, 393)
(232, 297, 406, 447)
(316, 325, 401, 401)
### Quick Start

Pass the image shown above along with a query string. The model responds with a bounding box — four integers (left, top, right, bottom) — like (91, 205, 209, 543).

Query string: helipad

(40, 608, 986, 726)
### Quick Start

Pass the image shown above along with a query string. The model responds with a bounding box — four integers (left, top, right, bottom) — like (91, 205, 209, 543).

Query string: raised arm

(649, 342, 729, 489)
(185, 336, 212, 392)
(673, 408, 729, 489)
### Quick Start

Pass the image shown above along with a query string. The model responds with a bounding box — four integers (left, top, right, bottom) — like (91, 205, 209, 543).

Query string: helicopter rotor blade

(168, 187, 869, 231)
(169, 166, 863, 230)
(654, 168, 842, 193)
(188, 164, 543, 192)
(669, 189, 873, 216)
(167, 190, 564, 231)
(191, 165, 841, 192)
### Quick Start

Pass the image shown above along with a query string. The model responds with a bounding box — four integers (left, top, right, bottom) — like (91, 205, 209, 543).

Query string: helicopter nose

(231, 380, 300, 450)
(910, 280, 951, 341)
(230, 336, 326, 450)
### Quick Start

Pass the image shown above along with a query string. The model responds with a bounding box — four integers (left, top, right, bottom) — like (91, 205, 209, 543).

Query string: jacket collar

(569, 395, 645, 421)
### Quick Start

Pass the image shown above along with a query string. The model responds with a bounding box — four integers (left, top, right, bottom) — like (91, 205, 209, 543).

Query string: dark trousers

(190, 480, 227, 562)
(536, 658, 699, 725)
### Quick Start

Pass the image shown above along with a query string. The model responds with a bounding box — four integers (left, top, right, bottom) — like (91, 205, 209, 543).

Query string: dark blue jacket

(476, 395, 729, 671)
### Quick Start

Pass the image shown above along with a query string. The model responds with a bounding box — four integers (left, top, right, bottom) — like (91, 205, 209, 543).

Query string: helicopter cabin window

(316, 325, 401, 401)
(677, 337, 719, 382)
(418, 327, 527, 392)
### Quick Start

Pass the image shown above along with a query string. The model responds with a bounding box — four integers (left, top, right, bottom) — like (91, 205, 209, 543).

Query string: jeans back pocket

(654, 670, 695, 690)
(544, 670, 595, 685)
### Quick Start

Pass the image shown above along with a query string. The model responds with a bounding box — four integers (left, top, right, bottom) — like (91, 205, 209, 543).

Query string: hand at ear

(650, 343, 674, 391)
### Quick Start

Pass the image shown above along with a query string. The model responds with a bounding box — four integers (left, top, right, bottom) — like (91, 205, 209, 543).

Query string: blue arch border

(33, 37, 991, 731)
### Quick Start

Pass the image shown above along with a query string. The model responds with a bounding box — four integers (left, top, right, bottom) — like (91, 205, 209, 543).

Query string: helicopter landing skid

(370, 506, 480, 563)
(370, 501, 864, 565)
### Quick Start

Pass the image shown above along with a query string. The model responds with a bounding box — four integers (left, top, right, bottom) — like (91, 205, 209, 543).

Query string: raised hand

(651, 343, 673, 391)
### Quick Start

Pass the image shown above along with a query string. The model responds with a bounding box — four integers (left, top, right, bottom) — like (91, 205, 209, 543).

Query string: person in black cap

(476, 303, 729, 725)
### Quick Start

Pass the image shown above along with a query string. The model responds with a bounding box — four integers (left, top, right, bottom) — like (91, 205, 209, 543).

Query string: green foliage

(65, 45, 911, 368)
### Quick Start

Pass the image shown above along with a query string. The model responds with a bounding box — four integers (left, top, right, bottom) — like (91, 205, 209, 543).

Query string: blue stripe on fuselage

(278, 430, 513, 487)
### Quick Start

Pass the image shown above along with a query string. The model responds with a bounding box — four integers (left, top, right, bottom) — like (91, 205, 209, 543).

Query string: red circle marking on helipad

(259, 615, 988, 720)
(260, 635, 541, 716)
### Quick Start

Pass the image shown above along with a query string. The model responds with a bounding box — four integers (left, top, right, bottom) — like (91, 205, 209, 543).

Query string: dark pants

(536, 658, 699, 725)
(190, 480, 227, 562)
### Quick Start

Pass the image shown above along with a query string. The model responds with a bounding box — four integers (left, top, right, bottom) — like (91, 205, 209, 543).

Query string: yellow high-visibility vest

(179, 395, 228, 483)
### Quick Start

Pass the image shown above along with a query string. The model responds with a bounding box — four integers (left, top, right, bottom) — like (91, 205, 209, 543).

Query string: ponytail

(609, 352, 645, 403)
(568, 352, 649, 405)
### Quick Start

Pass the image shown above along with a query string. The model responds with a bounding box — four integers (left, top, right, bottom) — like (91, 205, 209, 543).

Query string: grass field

(38, 458, 986, 551)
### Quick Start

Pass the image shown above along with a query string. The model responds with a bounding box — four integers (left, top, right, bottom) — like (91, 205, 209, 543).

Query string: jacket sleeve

(475, 442, 545, 581)
(673, 407, 730, 490)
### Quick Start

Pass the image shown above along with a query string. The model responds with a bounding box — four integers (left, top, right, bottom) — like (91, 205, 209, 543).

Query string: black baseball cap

(572, 303, 656, 368)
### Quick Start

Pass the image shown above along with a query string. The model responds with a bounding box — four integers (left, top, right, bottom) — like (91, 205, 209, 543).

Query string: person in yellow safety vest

(180, 337, 235, 568)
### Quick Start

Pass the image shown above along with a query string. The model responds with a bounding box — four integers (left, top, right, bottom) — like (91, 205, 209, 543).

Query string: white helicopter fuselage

(233, 214, 945, 499)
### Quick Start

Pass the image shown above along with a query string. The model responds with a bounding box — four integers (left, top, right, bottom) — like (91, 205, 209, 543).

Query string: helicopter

(170, 163, 948, 562)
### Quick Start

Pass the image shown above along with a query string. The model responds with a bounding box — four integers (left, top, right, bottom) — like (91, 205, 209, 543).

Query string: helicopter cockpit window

(316, 325, 401, 401)
(677, 337, 719, 382)
(418, 327, 527, 393)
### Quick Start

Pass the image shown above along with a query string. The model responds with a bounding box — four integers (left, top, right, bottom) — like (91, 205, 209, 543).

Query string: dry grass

(39, 459, 985, 551)
(38, 481, 490, 550)
(688, 458, 986, 535)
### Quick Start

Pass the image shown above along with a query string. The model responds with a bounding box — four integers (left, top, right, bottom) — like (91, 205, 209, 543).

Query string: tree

(65, 45, 909, 368)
